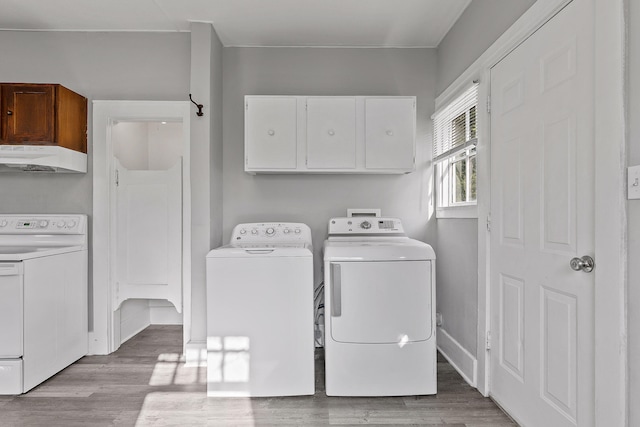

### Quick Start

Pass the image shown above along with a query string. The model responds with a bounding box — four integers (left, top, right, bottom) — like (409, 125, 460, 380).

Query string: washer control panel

(0, 215, 86, 234)
(231, 222, 312, 244)
(328, 217, 405, 235)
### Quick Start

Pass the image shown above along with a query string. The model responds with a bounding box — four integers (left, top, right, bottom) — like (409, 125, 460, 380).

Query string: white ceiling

(0, 0, 471, 48)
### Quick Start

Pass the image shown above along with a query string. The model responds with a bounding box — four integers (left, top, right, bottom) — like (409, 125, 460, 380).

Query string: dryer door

(329, 260, 432, 344)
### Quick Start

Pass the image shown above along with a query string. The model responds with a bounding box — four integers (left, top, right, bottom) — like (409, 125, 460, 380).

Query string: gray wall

(436, 219, 478, 352)
(189, 23, 224, 345)
(433, 1, 535, 359)
(436, 0, 536, 95)
(0, 31, 190, 335)
(628, 1, 640, 424)
(0, 31, 189, 214)
(222, 47, 437, 285)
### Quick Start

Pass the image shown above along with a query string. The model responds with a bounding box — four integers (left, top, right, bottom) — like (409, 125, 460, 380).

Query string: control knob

(67, 220, 77, 228)
(266, 227, 275, 236)
(0, 220, 7, 228)
(39, 220, 49, 228)
(283, 228, 290, 234)
(360, 221, 372, 230)
(57, 221, 66, 228)
(240, 229, 247, 235)
(251, 229, 258, 235)
(294, 228, 301, 234)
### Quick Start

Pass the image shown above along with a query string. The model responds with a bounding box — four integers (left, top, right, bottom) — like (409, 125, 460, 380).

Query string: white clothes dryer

(323, 216, 436, 396)
(206, 223, 315, 397)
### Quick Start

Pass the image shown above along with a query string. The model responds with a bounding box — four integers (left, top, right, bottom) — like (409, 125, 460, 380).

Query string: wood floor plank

(0, 325, 516, 426)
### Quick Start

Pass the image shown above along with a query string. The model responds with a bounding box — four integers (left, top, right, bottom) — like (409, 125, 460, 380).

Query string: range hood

(0, 145, 87, 173)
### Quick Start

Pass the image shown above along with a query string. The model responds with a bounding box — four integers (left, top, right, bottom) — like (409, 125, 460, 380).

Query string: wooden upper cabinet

(0, 84, 87, 153)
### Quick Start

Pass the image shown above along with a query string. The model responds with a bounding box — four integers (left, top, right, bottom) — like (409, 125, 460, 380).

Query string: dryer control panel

(328, 217, 405, 235)
(231, 222, 312, 244)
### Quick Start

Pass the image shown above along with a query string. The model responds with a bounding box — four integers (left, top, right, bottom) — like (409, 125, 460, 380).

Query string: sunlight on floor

(148, 353, 207, 386)
(134, 392, 256, 427)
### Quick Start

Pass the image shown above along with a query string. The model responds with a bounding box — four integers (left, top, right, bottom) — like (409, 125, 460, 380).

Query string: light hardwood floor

(0, 326, 515, 426)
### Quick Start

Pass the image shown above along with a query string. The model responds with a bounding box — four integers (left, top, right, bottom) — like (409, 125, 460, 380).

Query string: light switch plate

(629, 165, 640, 200)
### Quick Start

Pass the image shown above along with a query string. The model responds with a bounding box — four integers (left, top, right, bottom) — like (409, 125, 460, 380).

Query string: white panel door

(364, 98, 415, 170)
(306, 97, 356, 169)
(245, 97, 297, 170)
(330, 261, 432, 344)
(490, 1, 594, 426)
(114, 158, 182, 312)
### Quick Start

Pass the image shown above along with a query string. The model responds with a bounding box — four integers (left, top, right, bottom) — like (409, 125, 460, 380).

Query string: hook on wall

(189, 94, 204, 117)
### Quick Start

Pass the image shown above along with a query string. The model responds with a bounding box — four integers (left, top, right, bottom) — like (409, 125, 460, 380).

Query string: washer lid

(207, 242, 312, 258)
(324, 238, 435, 261)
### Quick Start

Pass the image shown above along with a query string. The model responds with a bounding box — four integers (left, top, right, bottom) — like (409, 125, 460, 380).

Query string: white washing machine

(323, 216, 436, 396)
(206, 222, 315, 397)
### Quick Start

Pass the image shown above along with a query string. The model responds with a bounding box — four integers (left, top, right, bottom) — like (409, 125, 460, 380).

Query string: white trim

(435, 3, 628, 420)
(437, 327, 478, 387)
(593, 0, 627, 425)
(91, 101, 191, 355)
(436, 205, 478, 219)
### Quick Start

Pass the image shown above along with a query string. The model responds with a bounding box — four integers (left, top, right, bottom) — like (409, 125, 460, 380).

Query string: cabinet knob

(386, 130, 393, 136)
(6, 110, 12, 116)
(267, 129, 275, 136)
(328, 129, 335, 136)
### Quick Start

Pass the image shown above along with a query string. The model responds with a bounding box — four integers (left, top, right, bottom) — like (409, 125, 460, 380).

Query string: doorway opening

(92, 101, 191, 356)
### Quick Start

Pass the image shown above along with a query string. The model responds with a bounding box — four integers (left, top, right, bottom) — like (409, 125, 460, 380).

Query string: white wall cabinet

(245, 97, 298, 170)
(244, 95, 416, 174)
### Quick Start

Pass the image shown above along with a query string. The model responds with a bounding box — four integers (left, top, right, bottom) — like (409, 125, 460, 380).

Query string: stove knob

(0, 220, 7, 228)
(39, 220, 49, 228)
(57, 221, 66, 228)
(294, 228, 301, 234)
(251, 228, 258, 235)
(360, 221, 372, 230)
(67, 220, 77, 228)
(266, 227, 275, 236)
(240, 229, 247, 235)
(283, 228, 290, 234)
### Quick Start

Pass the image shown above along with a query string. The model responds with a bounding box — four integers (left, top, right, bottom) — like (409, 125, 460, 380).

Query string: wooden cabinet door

(1, 85, 55, 144)
(306, 97, 356, 169)
(245, 97, 297, 170)
(364, 98, 415, 170)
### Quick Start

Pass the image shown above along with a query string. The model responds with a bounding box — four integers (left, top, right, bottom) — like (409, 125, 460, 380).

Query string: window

(433, 84, 478, 216)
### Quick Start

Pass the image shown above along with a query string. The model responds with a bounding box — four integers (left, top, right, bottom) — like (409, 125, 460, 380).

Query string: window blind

(433, 84, 478, 162)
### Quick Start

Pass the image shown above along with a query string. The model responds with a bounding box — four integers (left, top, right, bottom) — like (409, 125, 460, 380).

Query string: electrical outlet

(629, 165, 640, 200)
(435, 312, 443, 327)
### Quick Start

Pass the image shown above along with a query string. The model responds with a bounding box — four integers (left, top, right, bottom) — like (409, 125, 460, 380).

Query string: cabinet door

(1, 85, 55, 143)
(364, 98, 415, 170)
(245, 97, 297, 170)
(306, 97, 356, 169)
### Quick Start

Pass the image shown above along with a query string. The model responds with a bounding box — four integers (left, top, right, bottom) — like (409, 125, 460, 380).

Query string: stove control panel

(231, 222, 312, 244)
(0, 215, 86, 234)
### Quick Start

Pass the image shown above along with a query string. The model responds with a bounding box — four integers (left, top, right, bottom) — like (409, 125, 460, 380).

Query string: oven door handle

(0, 263, 22, 276)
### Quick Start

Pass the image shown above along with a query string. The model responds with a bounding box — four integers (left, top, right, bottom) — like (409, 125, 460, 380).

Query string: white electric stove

(0, 214, 88, 394)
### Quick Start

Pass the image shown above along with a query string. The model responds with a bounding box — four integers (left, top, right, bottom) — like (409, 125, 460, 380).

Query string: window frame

(433, 85, 479, 219)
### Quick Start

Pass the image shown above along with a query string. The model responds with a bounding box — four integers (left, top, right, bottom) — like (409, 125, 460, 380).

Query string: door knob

(570, 255, 595, 273)
(6, 110, 12, 115)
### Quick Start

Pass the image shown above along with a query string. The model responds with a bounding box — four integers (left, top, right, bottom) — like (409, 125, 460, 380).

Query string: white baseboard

(437, 327, 478, 387)
(185, 340, 207, 367)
